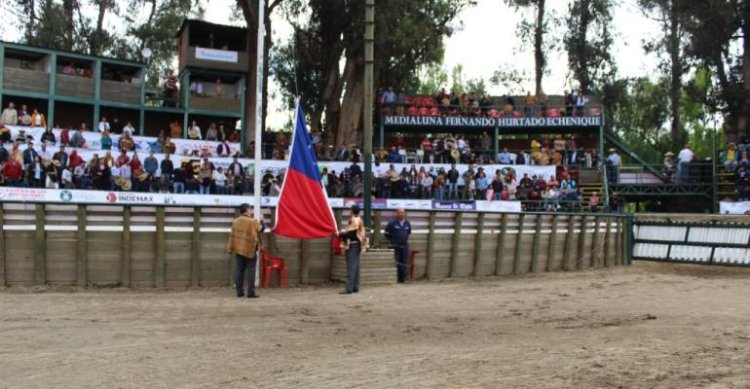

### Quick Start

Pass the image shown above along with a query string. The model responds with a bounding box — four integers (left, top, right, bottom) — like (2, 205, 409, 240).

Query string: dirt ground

(1, 261, 750, 389)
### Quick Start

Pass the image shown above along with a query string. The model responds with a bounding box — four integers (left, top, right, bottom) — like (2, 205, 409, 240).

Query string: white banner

(720, 201, 750, 215)
(0, 187, 522, 213)
(195, 47, 238, 63)
(7, 126, 241, 157)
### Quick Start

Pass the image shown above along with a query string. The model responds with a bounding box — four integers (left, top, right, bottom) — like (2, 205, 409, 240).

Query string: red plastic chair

(409, 250, 420, 280)
(261, 249, 289, 288)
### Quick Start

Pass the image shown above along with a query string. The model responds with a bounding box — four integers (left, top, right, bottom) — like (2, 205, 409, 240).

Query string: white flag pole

(253, 0, 265, 222)
(253, 0, 265, 287)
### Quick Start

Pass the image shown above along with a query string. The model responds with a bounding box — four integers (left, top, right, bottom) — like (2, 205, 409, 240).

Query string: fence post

(191, 208, 201, 287)
(155, 207, 165, 288)
(373, 211, 382, 247)
(495, 213, 507, 275)
(473, 213, 485, 276)
(122, 206, 132, 288)
(563, 215, 575, 271)
(0, 204, 6, 287)
(34, 204, 46, 285)
(591, 216, 602, 267)
(513, 213, 525, 274)
(530, 214, 542, 273)
(450, 212, 463, 277)
(577, 215, 587, 269)
(426, 211, 436, 280)
(546, 214, 559, 271)
(626, 215, 634, 265)
(603, 217, 612, 267)
(76, 205, 87, 287)
(300, 239, 310, 285)
(615, 217, 623, 266)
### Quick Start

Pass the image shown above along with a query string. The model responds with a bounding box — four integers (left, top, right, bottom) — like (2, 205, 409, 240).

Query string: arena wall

(0, 203, 632, 287)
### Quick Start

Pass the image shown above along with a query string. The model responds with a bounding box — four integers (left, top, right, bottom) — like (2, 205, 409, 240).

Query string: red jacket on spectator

(60, 128, 71, 146)
(116, 153, 130, 166)
(418, 107, 429, 116)
(407, 106, 418, 116)
(69, 150, 84, 169)
(429, 107, 440, 116)
(2, 159, 23, 180)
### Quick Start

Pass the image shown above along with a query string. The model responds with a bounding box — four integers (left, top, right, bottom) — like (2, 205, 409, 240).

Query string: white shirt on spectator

(99, 120, 110, 133)
(213, 170, 226, 186)
(120, 164, 132, 180)
(61, 169, 73, 185)
(677, 148, 694, 163)
(110, 166, 120, 178)
(123, 124, 135, 134)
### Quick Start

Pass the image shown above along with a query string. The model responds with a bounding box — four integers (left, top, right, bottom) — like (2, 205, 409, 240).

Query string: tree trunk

(668, 1, 682, 147)
(576, 0, 591, 94)
(738, 1, 750, 138)
(62, 0, 75, 50)
(239, 0, 259, 155)
(90, 0, 108, 56)
(337, 56, 365, 148)
(534, 0, 546, 96)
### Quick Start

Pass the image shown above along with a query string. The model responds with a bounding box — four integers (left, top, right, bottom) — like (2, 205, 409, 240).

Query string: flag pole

(253, 0, 265, 222)
(363, 0, 375, 232)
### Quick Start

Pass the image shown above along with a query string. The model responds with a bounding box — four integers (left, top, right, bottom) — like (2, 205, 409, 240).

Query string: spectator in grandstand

(523, 92, 536, 117)
(739, 182, 750, 201)
(676, 144, 694, 183)
(38, 141, 52, 161)
(169, 121, 182, 139)
(475, 170, 489, 200)
(189, 80, 204, 96)
(567, 147, 583, 166)
(19, 105, 32, 126)
(387, 146, 401, 163)
(52, 145, 68, 170)
(461, 164, 476, 199)
(564, 90, 574, 116)
(98, 117, 110, 133)
(1, 102, 17, 126)
(28, 108, 46, 128)
(720, 143, 739, 172)
(216, 139, 231, 157)
(588, 191, 600, 212)
(336, 144, 350, 162)
(123, 121, 136, 134)
(38, 127, 54, 144)
(163, 69, 179, 107)
(199, 159, 213, 194)
(606, 148, 621, 184)
(144, 150, 158, 178)
(1, 154, 23, 186)
(22, 141, 39, 166)
(213, 79, 225, 98)
(45, 159, 60, 188)
(445, 163, 459, 200)
(26, 155, 44, 188)
(63, 62, 76, 76)
(0, 121, 10, 144)
(110, 118, 122, 135)
(205, 122, 218, 141)
(119, 130, 135, 152)
(69, 128, 85, 148)
(382, 87, 396, 108)
(188, 120, 202, 140)
(99, 130, 112, 150)
(497, 148, 512, 164)
(163, 136, 176, 155)
(575, 91, 588, 116)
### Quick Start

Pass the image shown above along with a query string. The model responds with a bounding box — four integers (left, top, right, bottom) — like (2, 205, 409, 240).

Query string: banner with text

(382, 115, 602, 128)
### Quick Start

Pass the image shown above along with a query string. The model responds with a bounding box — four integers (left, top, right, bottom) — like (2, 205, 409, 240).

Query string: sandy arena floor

(1, 261, 749, 389)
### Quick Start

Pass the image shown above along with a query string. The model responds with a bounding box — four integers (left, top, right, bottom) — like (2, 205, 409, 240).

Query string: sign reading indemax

(382, 115, 602, 128)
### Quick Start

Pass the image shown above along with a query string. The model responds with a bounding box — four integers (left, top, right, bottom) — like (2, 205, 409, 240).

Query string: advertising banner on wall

(0, 187, 522, 213)
(719, 201, 750, 215)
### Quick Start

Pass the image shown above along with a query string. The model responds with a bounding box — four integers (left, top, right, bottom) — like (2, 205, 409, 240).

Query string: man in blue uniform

(385, 208, 412, 283)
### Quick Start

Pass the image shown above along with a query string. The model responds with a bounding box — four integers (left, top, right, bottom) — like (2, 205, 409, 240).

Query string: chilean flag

(273, 102, 337, 239)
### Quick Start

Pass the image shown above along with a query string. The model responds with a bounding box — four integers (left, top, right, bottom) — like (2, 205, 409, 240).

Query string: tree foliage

(564, 0, 615, 94)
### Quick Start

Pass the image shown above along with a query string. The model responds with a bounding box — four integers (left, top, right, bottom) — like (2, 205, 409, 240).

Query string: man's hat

(664, 151, 675, 156)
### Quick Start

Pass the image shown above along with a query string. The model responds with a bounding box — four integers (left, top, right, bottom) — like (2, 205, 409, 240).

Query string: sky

(1, 0, 663, 128)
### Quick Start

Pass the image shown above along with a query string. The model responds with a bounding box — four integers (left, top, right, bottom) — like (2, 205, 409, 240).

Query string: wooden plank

(34, 204, 46, 285)
(604, 217, 612, 267)
(577, 215, 587, 270)
(530, 214, 542, 273)
(300, 239, 310, 285)
(155, 207, 165, 288)
(591, 216, 601, 267)
(450, 212, 462, 278)
(495, 213, 507, 275)
(472, 213, 485, 276)
(563, 215, 575, 271)
(513, 213, 524, 274)
(191, 208, 201, 286)
(0, 205, 5, 287)
(426, 211, 436, 280)
(76, 205, 87, 286)
(373, 212, 382, 247)
(122, 206, 132, 287)
(546, 214, 559, 271)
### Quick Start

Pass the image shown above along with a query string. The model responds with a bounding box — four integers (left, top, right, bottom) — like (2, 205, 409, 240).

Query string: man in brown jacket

(228, 203, 265, 298)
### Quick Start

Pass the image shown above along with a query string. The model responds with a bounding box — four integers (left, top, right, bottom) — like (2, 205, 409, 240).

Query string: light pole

(363, 0, 374, 231)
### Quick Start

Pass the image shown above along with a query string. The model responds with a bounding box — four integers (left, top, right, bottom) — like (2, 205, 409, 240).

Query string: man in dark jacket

(385, 208, 412, 283)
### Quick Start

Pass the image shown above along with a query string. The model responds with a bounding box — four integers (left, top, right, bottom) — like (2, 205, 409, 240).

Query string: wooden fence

(0, 203, 632, 287)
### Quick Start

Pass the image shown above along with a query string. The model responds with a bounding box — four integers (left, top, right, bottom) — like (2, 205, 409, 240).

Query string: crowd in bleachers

(720, 138, 750, 200)
(377, 88, 596, 118)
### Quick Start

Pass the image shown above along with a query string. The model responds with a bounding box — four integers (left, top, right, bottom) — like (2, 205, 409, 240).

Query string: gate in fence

(632, 214, 750, 267)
